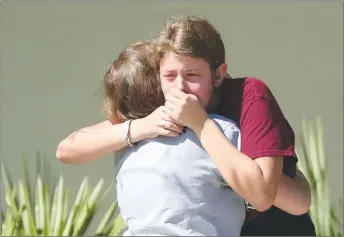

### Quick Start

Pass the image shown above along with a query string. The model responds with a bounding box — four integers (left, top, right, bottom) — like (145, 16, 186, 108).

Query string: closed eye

(163, 74, 175, 77)
(187, 73, 199, 77)
(162, 74, 176, 81)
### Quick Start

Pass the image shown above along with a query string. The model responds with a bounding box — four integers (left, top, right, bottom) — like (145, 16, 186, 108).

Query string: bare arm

(193, 118, 311, 214)
(194, 118, 311, 214)
(194, 118, 283, 212)
(56, 107, 184, 164)
(56, 119, 147, 164)
(273, 169, 311, 215)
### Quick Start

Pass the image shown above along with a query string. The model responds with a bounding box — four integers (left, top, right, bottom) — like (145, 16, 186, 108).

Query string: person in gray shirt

(115, 113, 245, 236)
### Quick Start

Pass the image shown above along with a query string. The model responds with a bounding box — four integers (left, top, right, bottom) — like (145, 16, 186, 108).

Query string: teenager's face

(159, 51, 216, 107)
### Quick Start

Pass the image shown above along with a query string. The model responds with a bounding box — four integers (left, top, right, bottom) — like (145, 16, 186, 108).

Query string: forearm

(56, 119, 147, 164)
(194, 119, 277, 211)
(273, 170, 311, 215)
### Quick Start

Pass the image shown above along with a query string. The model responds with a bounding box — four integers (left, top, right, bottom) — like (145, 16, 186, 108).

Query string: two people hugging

(57, 15, 316, 236)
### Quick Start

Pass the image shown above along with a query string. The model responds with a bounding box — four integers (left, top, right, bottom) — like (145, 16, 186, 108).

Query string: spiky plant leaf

(297, 117, 343, 236)
(1, 155, 124, 236)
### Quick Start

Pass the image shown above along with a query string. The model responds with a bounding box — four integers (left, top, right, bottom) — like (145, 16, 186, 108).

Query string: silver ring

(162, 120, 167, 129)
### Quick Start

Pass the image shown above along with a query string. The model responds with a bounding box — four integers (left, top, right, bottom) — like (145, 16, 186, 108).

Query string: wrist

(192, 116, 213, 138)
(129, 118, 149, 143)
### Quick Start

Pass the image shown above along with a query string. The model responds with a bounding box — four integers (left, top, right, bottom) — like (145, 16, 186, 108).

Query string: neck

(206, 85, 222, 113)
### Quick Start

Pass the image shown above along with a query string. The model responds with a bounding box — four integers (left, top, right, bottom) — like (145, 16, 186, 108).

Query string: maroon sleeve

(240, 82, 298, 177)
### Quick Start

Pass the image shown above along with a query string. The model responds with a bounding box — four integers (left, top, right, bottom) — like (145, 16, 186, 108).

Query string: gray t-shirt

(114, 114, 246, 236)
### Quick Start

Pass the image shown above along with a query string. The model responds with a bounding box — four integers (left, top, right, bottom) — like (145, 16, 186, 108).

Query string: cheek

(160, 79, 171, 97)
(188, 81, 213, 104)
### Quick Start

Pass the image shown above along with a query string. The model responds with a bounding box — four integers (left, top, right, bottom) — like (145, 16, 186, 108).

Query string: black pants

(241, 207, 316, 236)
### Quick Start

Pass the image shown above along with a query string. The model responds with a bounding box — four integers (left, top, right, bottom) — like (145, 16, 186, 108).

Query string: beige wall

(1, 1, 342, 230)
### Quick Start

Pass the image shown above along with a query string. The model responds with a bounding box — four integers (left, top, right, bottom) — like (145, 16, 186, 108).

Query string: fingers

(159, 120, 184, 134)
(160, 106, 183, 127)
(162, 106, 178, 122)
(164, 94, 180, 121)
(164, 100, 176, 111)
(156, 106, 185, 137)
(168, 88, 186, 99)
(160, 129, 181, 137)
(165, 93, 180, 105)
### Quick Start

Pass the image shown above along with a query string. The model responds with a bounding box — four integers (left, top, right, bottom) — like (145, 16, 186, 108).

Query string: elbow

(291, 207, 310, 216)
(56, 142, 71, 164)
(253, 194, 274, 212)
(252, 192, 311, 216)
(291, 194, 311, 216)
(300, 187, 312, 214)
(304, 194, 312, 213)
(250, 188, 277, 212)
(56, 141, 85, 164)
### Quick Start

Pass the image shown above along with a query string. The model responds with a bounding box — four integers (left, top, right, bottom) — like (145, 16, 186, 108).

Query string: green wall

(1, 1, 342, 232)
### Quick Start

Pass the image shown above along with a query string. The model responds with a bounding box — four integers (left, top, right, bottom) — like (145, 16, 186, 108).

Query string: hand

(135, 106, 185, 139)
(164, 88, 209, 131)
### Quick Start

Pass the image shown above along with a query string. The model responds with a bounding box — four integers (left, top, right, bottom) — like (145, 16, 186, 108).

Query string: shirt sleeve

(240, 96, 298, 177)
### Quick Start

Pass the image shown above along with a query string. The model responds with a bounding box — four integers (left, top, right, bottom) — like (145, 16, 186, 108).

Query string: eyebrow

(162, 69, 201, 73)
(186, 69, 201, 72)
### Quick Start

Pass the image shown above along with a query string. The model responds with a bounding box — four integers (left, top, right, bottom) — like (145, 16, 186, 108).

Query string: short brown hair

(156, 15, 226, 71)
(102, 41, 164, 122)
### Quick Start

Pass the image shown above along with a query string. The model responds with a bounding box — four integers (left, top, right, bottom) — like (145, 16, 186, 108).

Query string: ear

(213, 63, 227, 87)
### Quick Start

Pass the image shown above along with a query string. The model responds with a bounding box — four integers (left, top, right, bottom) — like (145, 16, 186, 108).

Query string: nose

(176, 75, 187, 92)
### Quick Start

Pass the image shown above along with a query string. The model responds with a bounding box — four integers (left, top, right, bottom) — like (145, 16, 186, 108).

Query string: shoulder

(209, 113, 241, 149)
(209, 114, 239, 131)
(220, 77, 277, 109)
(241, 77, 275, 102)
(222, 77, 274, 100)
(217, 77, 279, 123)
(237, 78, 286, 122)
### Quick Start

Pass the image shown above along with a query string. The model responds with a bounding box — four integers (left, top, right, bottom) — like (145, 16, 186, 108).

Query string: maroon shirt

(214, 77, 316, 235)
(215, 77, 297, 177)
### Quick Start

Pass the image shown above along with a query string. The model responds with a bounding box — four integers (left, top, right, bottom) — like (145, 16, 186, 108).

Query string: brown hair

(156, 15, 226, 73)
(102, 41, 164, 123)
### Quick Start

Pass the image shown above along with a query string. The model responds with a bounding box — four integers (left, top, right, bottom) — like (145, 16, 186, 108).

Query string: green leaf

(62, 177, 88, 236)
(297, 118, 343, 236)
(94, 202, 118, 235)
(2, 206, 15, 236)
(50, 180, 58, 228)
(23, 154, 33, 206)
(1, 160, 13, 194)
(1, 154, 123, 236)
(44, 185, 52, 235)
(52, 175, 64, 236)
(88, 179, 105, 207)
(5, 185, 18, 215)
(62, 204, 78, 236)
(72, 202, 92, 236)
(35, 175, 45, 235)
(18, 180, 37, 235)
(108, 214, 126, 236)
(63, 188, 69, 227)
